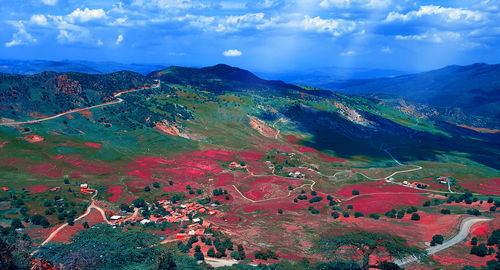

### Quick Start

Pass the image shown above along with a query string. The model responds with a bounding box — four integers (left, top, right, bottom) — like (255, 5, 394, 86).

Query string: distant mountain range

(326, 63, 500, 128)
(0, 59, 166, 75)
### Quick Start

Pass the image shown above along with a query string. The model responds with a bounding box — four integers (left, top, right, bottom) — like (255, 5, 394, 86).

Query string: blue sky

(1, 0, 499, 72)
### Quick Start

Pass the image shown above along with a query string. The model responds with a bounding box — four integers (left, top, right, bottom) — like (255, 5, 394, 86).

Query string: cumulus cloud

(320, 0, 391, 9)
(386, 5, 484, 23)
(222, 49, 242, 56)
(41, 0, 57, 5)
(381, 46, 392, 53)
(30, 14, 48, 26)
(301, 15, 356, 36)
(66, 8, 107, 23)
(116, 34, 124, 45)
(396, 30, 461, 43)
(5, 22, 37, 47)
(97, 39, 104, 46)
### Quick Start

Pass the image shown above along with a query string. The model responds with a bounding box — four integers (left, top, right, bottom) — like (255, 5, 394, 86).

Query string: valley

(0, 64, 498, 270)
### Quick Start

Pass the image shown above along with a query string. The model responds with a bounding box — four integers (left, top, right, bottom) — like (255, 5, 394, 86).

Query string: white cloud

(41, 0, 57, 5)
(320, 0, 391, 9)
(30, 14, 48, 26)
(97, 40, 104, 46)
(301, 15, 356, 36)
(396, 31, 460, 43)
(66, 8, 107, 23)
(115, 34, 124, 45)
(340, 50, 356, 56)
(132, 0, 209, 10)
(5, 23, 37, 47)
(385, 5, 484, 23)
(381, 46, 392, 53)
(222, 49, 242, 56)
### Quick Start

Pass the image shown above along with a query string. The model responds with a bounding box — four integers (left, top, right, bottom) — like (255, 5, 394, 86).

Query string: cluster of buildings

(80, 183, 96, 194)
(402, 181, 429, 189)
(140, 201, 218, 225)
(298, 166, 321, 174)
(288, 171, 306, 179)
(437, 176, 451, 184)
(175, 219, 220, 239)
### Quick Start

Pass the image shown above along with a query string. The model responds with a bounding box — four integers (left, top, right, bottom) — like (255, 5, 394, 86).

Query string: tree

(157, 252, 177, 270)
(432, 235, 444, 245)
(332, 212, 340, 219)
(354, 212, 364, 218)
(207, 248, 216, 257)
(487, 229, 500, 246)
(397, 210, 405, 219)
(423, 201, 431, 207)
(144, 186, 151, 192)
(64, 179, 70, 184)
(352, 189, 360, 196)
(379, 261, 402, 270)
(83, 222, 90, 229)
(278, 209, 283, 214)
(471, 244, 488, 257)
(316, 231, 423, 270)
(230, 251, 245, 260)
(411, 213, 420, 221)
(10, 219, 23, 229)
(471, 237, 477, 246)
(153, 182, 160, 188)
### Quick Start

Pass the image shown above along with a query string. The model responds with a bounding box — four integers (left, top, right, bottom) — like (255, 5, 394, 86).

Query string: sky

(1, 0, 499, 73)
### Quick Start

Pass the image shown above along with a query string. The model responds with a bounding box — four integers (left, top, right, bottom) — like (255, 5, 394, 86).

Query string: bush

(207, 247, 216, 257)
(194, 251, 204, 261)
(471, 244, 488, 257)
(64, 179, 70, 184)
(423, 201, 431, 207)
(311, 190, 317, 196)
(311, 209, 320, 214)
(487, 198, 494, 203)
(309, 196, 323, 203)
(352, 189, 360, 196)
(471, 237, 477, 246)
(411, 213, 420, 221)
(490, 206, 496, 212)
(83, 222, 89, 229)
(186, 185, 191, 190)
(432, 235, 444, 245)
(343, 212, 350, 218)
(354, 212, 364, 218)
(144, 186, 151, 192)
(11, 218, 24, 229)
(230, 251, 245, 260)
(369, 213, 380, 220)
(168, 180, 173, 186)
(440, 208, 451, 215)
(347, 205, 353, 209)
(297, 195, 308, 200)
(254, 249, 278, 261)
(332, 212, 340, 219)
(278, 209, 283, 214)
(152, 182, 160, 188)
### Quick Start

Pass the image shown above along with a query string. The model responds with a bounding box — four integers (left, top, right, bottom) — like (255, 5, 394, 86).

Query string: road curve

(1, 82, 159, 126)
(395, 217, 493, 266)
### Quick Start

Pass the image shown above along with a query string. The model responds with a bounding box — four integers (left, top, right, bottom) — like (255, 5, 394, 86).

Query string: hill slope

(326, 63, 500, 127)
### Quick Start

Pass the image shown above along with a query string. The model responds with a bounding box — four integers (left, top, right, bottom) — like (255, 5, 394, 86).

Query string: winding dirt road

(395, 217, 493, 266)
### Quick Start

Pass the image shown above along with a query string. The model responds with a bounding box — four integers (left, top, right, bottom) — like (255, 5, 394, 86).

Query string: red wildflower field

(107, 185, 123, 202)
(317, 152, 344, 162)
(84, 142, 102, 148)
(27, 186, 50, 193)
(346, 193, 428, 214)
(28, 163, 63, 178)
(337, 182, 423, 198)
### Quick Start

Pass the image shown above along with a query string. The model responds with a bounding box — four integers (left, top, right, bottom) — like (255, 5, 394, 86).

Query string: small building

(110, 215, 123, 220)
(50, 187, 61, 192)
(25, 135, 44, 143)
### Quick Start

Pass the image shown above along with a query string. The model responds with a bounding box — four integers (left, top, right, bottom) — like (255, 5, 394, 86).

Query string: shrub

(311, 190, 317, 196)
(230, 251, 245, 260)
(487, 198, 494, 203)
(83, 222, 90, 229)
(369, 213, 380, 220)
(11, 218, 24, 229)
(432, 235, 444, 245)
(168, 180, 173, 186)
(411, 213, 420, 221)
(352, 189, 360, 196)
(152, 182, 160, 188)
(423, 201, 431, 207)
(471, 237, 477, 246)
(471, 244, 488, 257)
(288, 186, 294, 190)
(194, 251, 204, 261)
(278, 209, 283, 214)
(64, 179, 70, 184)
(144, 186, 151, 192)
(297, 195, 308, 200)
(343, 212, 350, 218)
(354, 212, 364, 218)
(186, 185, 191, 190)
(440, 209, 451, 215)
(309, 196, 323, 203)
(490, 206, 496, 212)
(207, 248, 216, 257)
(331, 212, 340, 219)
(347, 205, 353, 209)
(311, 209, 320, 214)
